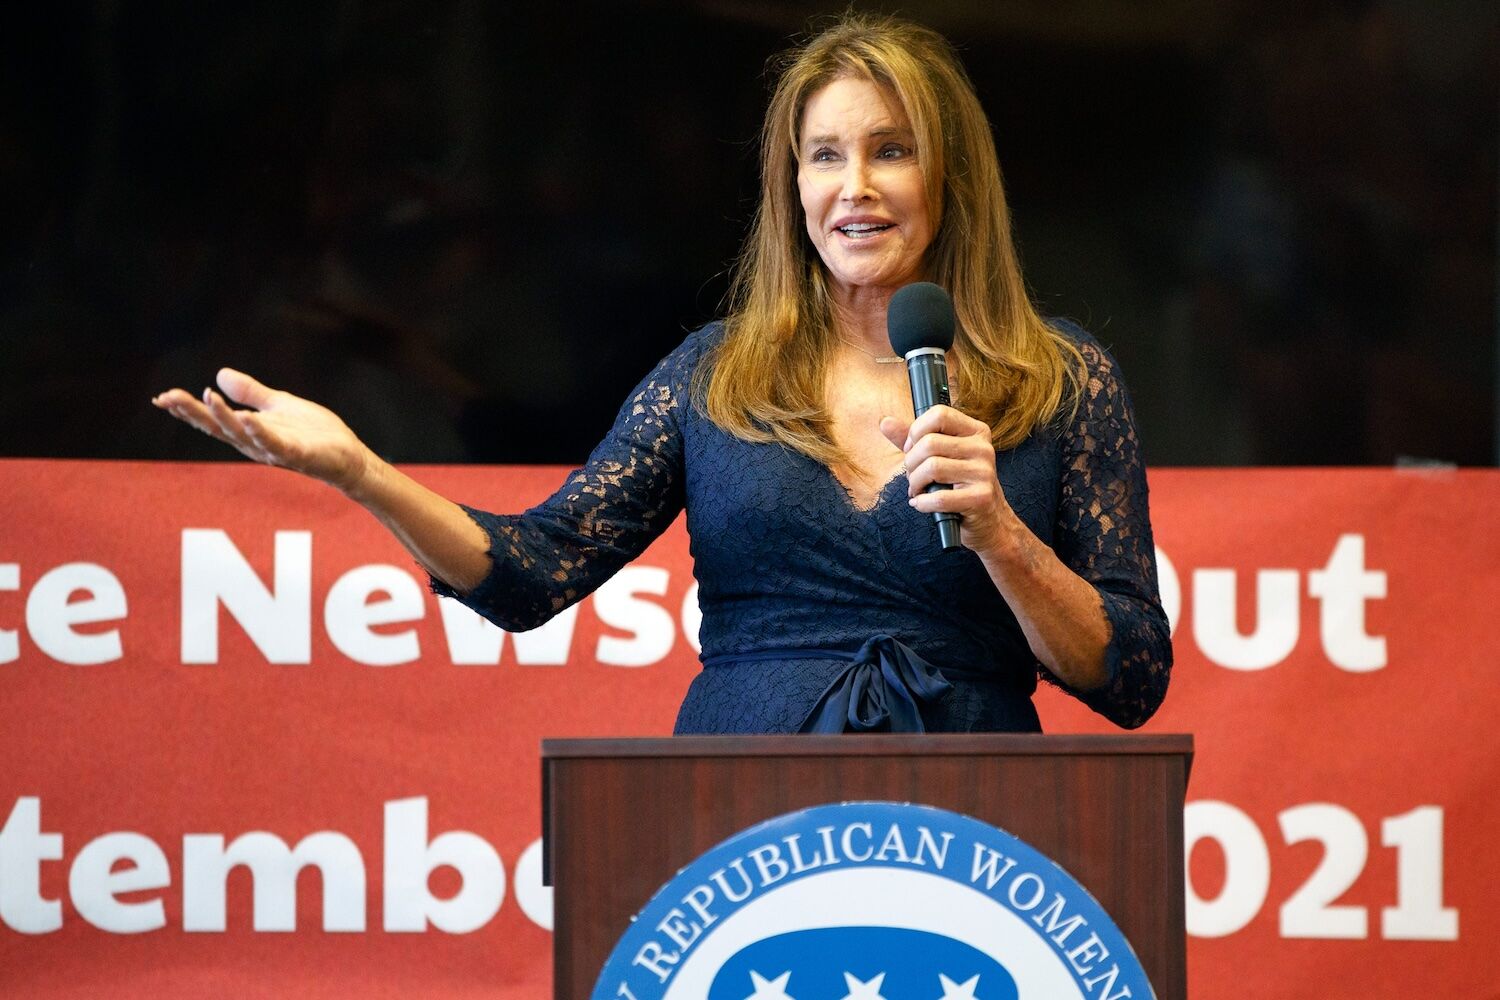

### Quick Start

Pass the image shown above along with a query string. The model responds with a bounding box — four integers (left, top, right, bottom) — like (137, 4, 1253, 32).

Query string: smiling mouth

(836, 222, 894, 239)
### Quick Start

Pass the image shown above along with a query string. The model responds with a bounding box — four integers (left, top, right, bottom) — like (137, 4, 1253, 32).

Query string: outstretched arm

(153, 368, 491, 593)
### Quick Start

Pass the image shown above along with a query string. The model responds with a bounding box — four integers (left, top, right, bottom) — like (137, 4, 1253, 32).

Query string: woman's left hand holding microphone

(879, 404, 1019, 557)
(883, 403, 1112, 690)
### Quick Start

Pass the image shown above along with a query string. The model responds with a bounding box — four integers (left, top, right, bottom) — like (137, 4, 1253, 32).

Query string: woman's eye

(877, 143, 910, 159)
(810, 147, 838, 162)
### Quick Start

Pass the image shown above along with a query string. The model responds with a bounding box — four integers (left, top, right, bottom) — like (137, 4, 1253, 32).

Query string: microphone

(887, 282, 963, 551)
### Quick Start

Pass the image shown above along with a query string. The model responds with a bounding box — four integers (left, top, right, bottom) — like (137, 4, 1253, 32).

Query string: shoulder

(1044, 316, 1134, 409)
(683, 320, 730, 359)
(1039, 317, 1144, 447)
(651, 321, 727, 378)
(1045, 317, 1121, 383)
(633, 321, 726, 389)
(616, 323, 730, 432)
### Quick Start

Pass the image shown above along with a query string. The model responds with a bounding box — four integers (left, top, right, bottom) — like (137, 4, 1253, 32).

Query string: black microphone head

(887, 282, 956, 356)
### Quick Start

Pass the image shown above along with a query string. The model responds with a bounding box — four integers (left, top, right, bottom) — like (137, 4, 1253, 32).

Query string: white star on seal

(937, 973, 981, 999)
(838, 971, 887, 999)
(743, 969, 796, 1000)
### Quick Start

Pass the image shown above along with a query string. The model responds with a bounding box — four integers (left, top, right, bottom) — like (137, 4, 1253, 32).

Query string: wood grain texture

(545, 734, 1191, 999)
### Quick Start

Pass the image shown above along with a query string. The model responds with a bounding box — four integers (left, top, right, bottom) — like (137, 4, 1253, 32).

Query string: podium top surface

(541, 733, 1193, 759)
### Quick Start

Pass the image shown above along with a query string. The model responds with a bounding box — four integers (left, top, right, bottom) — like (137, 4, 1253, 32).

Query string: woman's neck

(829, 284, 899, 356)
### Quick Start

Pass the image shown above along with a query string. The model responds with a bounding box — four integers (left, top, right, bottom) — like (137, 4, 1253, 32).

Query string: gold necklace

(837, 334, 904, 364)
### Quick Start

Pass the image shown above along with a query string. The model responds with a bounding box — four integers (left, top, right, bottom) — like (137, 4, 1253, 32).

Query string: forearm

(341, 455, 493, 595)
(974, 513, 1113, 691)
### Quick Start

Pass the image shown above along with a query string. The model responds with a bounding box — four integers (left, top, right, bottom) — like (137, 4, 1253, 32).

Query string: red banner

(2, 461, 1495, 997)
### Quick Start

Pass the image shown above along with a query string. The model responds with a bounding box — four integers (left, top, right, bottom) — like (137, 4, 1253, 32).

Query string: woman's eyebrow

(802, 126, 911, 147)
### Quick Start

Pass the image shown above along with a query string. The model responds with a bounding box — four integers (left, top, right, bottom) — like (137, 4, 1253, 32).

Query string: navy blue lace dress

(434, 321, 1171, 734)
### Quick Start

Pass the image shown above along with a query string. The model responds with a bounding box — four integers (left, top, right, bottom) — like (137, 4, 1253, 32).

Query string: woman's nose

(839, 159, 875, 203)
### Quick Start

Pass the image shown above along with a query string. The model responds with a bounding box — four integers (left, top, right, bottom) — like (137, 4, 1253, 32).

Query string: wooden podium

(542, 733, 1192, 999)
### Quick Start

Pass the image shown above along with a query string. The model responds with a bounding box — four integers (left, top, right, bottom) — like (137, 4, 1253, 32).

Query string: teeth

(838, 223, 892, 238)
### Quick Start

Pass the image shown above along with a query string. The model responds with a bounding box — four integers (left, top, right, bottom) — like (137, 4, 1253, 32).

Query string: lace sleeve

(1045, 329, 1173, 728)
(429, 329, 707, 631)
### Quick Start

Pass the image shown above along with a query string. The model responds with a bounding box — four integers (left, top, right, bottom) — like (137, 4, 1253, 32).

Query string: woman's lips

(834, 221, 896, 240)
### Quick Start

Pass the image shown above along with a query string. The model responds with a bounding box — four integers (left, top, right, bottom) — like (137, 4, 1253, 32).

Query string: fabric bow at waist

(703, 635, 989, 733)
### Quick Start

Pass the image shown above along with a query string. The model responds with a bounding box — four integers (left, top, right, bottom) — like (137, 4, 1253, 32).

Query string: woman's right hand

(152, 368, 376, 496)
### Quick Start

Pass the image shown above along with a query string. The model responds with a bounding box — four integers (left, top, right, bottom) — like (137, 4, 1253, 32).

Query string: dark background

(3, 0, 1496, 466)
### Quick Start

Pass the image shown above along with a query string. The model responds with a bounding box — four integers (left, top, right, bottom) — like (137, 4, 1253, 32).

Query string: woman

(154, 14, 1171, 734)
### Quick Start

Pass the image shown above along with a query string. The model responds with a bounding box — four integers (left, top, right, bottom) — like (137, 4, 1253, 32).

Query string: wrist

(972, 508, 1033, 572)
(336, 447, 384, 504)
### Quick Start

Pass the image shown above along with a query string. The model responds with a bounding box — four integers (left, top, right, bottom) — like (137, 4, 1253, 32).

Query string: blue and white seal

(594, 801, 1154, 999)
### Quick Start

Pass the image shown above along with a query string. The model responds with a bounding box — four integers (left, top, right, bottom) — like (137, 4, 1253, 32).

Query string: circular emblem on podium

(593, 801, 1154, 999)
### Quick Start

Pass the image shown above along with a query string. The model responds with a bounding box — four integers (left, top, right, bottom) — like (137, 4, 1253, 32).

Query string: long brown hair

(697, 12, 1084, 463)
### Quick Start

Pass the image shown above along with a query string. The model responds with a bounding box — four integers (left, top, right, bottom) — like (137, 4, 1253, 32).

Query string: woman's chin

(823, 265, 921, 300)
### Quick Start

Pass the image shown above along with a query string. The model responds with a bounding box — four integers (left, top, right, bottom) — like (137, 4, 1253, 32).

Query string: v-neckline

(824, 460, 907, 515)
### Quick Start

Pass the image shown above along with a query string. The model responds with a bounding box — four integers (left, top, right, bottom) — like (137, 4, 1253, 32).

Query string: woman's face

(797, 76, 934, 300)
